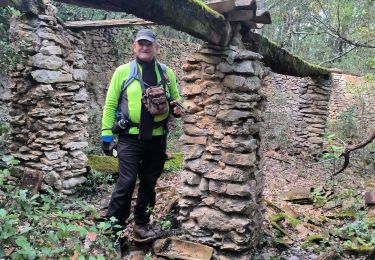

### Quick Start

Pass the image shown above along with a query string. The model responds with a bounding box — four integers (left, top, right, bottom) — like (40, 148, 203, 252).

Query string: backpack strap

(115, 60, 139, 122)
(156, 63, 171, 99)
(122, 60, 139, 92)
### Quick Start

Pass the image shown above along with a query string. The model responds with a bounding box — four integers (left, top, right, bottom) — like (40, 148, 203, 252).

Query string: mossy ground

(87, 152, 183, 177)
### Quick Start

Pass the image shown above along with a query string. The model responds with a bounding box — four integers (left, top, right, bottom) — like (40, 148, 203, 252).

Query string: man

(101, 28, 182, 239)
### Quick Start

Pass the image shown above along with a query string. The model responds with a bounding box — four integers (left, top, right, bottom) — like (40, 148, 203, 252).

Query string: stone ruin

(3, 0, 373, 258)
(178, 46, 265, 258)
(5, 7, 265, 255)
(8, 8, 89, 194)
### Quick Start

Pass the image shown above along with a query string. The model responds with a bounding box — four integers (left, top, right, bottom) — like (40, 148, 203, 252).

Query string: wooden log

(65, 18, 155, 29)
(205, 0, 256, 15)
(226, 9, 255, 21)
(53, 0, 232, 46)
(205, 0, 234, 13)
(253, 10, 271, 24)
(234, 0, 256, 10)
(20, 171, 43, 194)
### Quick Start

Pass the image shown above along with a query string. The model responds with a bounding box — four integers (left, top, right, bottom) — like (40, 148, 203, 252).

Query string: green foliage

(156, 217, 172, 230)
(0, 187, 119, 259)
(163, 152, 183, 175)
(51, 1, 129, 21)
(309, 190, 329, 206)
(336, 219, 375, 254)
(167, 118, 184, 152)
(0, 6, 20, 41)
(322, 133, 345, 160)
(301, 234, 328, 249)
(77, 170, 114, 195)
(329, 106, 359, 141)
(325, 73, 374, 171)
(263, 0, 375, 74)
(144, 252, 153, 260)
(106, 27, 136, 60)
(87, 152, 183, 180)
(0, 40, 27, 73)
(0, 121, 10, 155)
(0, 6, 26, 72)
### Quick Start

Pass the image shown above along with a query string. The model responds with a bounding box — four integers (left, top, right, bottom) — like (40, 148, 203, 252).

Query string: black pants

(107, 134, 167, 226)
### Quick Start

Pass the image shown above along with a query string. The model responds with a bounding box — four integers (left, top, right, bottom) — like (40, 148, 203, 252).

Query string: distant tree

(263, 0, 375, 73)
(50, 0, 131, 21)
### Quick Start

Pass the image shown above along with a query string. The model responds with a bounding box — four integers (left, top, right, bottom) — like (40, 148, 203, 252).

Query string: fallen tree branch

(319, 45, 358, 66)
(334, 131, 375, 176)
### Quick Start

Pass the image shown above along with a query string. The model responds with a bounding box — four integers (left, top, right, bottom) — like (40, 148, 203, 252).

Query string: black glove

(102, 141, 116, 156)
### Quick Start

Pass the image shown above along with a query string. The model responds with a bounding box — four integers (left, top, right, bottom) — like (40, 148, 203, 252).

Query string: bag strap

(115, 60, 139, 122)
(121, 60, 139, 92)
(156, 63, 171, 99)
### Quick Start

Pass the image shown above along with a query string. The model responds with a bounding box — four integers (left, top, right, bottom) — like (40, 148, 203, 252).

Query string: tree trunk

(53, 0, 232, 46)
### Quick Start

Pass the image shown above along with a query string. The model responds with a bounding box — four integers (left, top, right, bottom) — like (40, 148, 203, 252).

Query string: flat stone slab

(153, 237, 213, 260)
(365, 191, 375, 206)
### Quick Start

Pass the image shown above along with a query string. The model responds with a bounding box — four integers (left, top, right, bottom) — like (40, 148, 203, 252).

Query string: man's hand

(170, 100, 183, 117)
(102, 141, 117, 156)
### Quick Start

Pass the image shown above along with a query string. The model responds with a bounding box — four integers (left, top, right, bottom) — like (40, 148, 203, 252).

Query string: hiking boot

(133, 224, 157, 240)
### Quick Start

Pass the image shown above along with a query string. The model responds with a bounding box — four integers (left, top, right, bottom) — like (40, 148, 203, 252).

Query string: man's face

(133, 39, 159, 62)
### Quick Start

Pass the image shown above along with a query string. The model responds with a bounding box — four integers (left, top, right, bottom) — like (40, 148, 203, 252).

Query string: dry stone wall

(78, 29, 126, 152)
(262, 73, 333, 155)
(261, 73, 302, 152)
(294, 76, 332, 155)
(8, 8, 89, 194)
(178, 45, 266, 259)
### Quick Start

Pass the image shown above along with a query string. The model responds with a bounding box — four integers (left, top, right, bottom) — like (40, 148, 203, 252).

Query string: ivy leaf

(15, 236, 30, 249)
(41, 247, 52, 257)
(0, 209, 7, 217)
(2, 155, 12, 163)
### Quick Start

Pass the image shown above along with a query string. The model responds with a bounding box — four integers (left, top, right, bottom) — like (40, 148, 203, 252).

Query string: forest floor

(86, 149, 374, 260)
(255, 151, 374, 260)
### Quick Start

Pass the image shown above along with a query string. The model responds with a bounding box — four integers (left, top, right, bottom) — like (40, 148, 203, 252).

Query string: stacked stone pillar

(294, 77, 332, 155)
(178, 45, 266, 259)
(8, 7, 89, 194)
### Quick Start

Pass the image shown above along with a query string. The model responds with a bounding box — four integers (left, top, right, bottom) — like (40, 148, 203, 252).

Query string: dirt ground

(258, 151, 374, 259)
(93, 149, 374, 260)
(152, 151, 374, 259)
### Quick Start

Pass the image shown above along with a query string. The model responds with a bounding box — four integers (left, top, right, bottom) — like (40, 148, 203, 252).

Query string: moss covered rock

(87, 153, 183, 176)
(87, 155, 118, 174)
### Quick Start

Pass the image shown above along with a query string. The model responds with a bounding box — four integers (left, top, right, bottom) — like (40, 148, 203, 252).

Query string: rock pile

(178, 44, 266, 258)
(8, 6, 89, 194)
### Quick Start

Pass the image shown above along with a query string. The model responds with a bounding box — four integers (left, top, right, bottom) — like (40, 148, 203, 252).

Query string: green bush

(0, 187, 119, 259)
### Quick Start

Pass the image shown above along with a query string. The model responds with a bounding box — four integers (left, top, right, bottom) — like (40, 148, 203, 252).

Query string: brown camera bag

(142, 86, 168, 116)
